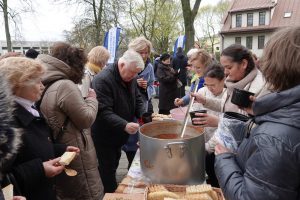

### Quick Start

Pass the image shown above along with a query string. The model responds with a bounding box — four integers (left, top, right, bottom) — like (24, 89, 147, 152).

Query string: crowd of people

(0, 26, 299, 200)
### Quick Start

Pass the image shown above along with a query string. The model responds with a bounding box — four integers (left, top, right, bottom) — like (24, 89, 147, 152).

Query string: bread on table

(185, 193, 213, 200)
(186, 184, 218, 200)
(148, 191, 180, 200)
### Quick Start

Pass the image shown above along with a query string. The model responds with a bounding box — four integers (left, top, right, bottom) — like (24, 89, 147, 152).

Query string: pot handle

(164, 142, 186, 158)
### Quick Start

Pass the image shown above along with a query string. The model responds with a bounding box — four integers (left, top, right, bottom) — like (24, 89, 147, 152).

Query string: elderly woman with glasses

(174, 49, 212, 107)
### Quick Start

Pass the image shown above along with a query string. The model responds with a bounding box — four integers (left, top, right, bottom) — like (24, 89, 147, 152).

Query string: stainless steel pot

(139, 120, 205, 184)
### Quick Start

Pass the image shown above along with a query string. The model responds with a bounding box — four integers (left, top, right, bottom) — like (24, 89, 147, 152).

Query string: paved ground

(116, 97, 159, 183)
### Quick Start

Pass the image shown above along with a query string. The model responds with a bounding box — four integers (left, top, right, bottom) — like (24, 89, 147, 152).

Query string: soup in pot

(153, 133, 192, 139)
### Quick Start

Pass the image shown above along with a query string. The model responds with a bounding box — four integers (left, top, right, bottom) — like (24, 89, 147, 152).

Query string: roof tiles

(221, 0, 300, 33)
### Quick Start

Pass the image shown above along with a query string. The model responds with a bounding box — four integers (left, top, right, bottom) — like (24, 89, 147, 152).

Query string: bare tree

(180, 0, 201, 52)
(195, 0, 231, 53)
(0, 0, 34, 52)
(126, 0, 182, 53)
(59, 0, 126, 48)
(1, 0, 12, 51)
(196, 5, 216, 53)
(55, 0, 105, 46)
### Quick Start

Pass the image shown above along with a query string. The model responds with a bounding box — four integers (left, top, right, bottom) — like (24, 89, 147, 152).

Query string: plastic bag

(215, 114, 248, 151)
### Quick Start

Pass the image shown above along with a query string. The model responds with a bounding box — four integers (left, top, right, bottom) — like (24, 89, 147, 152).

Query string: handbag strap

(54, 117, 69, 143)
(246, 118, 256, 138)
(36, 79, 65, 110)
(35, 78, 67, 143)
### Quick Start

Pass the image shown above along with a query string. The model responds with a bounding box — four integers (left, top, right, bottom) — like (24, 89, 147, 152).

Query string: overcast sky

(0, 0, 219, 41)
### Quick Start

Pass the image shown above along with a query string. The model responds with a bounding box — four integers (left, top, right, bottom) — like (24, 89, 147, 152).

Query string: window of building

(259, 12, 266, 25)
(246, 36, 253, 49)
(247, 13, 253, 26)
(235, 37, 242, 44)
(258, 35, 265, 49)
(236, 14, 242, 27)
(284, 12, 292, 18)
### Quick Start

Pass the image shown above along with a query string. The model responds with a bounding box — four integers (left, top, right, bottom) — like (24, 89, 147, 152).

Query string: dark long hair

(221, 44, 255, 77)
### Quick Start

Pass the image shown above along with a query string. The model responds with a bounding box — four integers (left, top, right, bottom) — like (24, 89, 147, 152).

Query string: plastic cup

(231, 88, 254, 108)
(142, 112, 152, 124)
(189, 110, 207, 126)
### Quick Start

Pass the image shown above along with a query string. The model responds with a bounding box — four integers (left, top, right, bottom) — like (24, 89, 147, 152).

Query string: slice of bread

(186, 184, 213, 194)
(148, 191, 180, 200)
(2, 184, 13, 200)
(185, 193, 213, 200)
(59, 152, 76, 165)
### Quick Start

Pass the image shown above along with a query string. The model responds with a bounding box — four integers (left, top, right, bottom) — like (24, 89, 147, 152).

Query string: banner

(104, 27, 121, 63)
(173, 35, 186, 56)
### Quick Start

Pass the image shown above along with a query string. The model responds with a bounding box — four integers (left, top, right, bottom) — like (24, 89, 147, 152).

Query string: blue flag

(104, 27, 121, 63)
(173, 35, 186, 56)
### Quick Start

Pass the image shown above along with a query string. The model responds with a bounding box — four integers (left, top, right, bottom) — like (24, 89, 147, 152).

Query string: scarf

(224, 67, 258, 112)
(87, 62, 102, 74)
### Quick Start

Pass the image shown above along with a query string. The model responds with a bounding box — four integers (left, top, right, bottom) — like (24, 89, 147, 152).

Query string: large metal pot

(139, 120, 205, 184)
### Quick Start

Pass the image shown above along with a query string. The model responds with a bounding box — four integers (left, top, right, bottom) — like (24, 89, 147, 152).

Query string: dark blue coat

(215, 84, 300, 200)
(172, 52, 188, 86)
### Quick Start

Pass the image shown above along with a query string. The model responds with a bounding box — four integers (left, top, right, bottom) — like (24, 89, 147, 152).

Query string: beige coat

(37, 54, 103, 200)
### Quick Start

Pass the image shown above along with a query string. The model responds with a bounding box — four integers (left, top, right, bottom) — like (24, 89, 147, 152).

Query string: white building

(0, 40, 54, 56)
(220, 0, 300, 57)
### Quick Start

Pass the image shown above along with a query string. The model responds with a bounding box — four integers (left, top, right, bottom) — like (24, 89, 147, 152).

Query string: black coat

(10, 103, 66, 200)
(172, 52, 188, 86)
(156, 62, 178, 112)
(0, 75, 21, 199)
(91, 62, 145, 147)
(215, 85, 300, 200)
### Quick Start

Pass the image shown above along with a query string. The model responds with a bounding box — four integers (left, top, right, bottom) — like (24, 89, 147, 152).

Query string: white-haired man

(91, 50, 145, 193)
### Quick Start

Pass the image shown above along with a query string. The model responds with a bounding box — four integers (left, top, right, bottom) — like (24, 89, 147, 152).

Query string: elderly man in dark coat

(91, 50, 145, 193)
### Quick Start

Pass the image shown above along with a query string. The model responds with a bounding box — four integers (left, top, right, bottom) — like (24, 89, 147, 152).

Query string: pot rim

(139, 120, 204, 141)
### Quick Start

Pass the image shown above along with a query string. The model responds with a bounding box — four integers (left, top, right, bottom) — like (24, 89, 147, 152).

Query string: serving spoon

(180, 79, 200, 138)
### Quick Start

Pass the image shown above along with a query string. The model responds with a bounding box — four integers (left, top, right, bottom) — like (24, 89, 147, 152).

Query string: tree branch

(192, 0, 201, 20)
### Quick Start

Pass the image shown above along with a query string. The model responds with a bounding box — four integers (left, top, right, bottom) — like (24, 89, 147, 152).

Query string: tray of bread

(145, 184, 225, 200)
(152, 113, 173, 121)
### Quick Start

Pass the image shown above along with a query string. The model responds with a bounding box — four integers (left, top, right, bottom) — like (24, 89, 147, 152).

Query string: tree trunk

(3, 0, 12, 52)
(92, 0, 103, 45)
(180, 0, 201, 52)
(184, 21, 195, 52)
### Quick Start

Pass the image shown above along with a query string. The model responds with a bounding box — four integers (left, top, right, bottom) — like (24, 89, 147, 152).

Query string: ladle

(180, 79, 200, 138)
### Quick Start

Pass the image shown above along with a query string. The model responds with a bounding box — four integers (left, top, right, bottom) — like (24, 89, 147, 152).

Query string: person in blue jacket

(174, 49, 212, 107)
